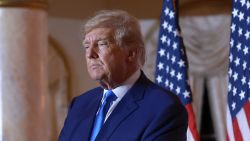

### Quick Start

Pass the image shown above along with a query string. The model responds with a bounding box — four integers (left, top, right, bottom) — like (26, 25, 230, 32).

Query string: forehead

(84, 28, 114, 42)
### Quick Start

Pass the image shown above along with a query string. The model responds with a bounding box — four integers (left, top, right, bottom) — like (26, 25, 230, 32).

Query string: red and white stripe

(187, 128, 195, 141)
(227, 99, 250, 141)
(186, 104, 199, 141)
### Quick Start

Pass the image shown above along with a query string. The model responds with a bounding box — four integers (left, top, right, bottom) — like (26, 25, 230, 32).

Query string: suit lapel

(70, 88, 103, 141)
(95, 73, 147, 140)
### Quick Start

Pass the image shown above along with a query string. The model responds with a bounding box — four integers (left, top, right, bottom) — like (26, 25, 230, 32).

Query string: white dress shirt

(102, 69, 141, 122)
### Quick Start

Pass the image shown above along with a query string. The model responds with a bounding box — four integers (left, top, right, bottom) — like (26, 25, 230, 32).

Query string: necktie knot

(103, 90, 117, 106)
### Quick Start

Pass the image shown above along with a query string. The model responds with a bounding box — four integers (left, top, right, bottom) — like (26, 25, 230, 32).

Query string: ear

(127, 48, 137, 62)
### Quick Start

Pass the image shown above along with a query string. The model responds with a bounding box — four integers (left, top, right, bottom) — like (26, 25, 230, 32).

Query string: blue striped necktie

(90, 90, 117, 141)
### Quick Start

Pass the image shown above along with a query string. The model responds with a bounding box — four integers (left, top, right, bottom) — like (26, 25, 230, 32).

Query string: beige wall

(48, 17, 98, 98)
(48, 0, 231, 20)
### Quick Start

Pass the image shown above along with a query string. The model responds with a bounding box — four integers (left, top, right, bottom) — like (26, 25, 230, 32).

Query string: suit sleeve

(143, 101, 188, 141)
(58, 98, 76, 141)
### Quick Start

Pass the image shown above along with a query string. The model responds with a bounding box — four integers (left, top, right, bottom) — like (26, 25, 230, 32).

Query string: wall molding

(0, 0, 47, 9)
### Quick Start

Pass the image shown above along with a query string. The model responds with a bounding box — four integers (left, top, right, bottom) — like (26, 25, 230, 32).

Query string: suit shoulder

(144, 80, 183, 107)
(70, 87, 102, 107)
(67, 87, 103, 113)
(75, 87, 102, 99)
(138, 74, 181, 105)
(136, 78, 188, 125)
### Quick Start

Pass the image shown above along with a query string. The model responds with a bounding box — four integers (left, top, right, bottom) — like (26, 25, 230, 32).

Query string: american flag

(227, 0, 250, 140)
(155, 0, 199, 140)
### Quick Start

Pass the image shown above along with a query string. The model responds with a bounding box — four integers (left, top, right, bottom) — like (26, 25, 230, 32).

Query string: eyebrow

(83, 37, 113, 44)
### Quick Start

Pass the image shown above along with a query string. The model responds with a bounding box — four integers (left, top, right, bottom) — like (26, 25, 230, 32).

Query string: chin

(89, 73, 105, 81)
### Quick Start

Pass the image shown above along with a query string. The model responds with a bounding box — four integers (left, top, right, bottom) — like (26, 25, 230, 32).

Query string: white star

(167, 39, 171, 46)
(247, 17, 250, 24)
(183, 90, 190, 98)
(166, 66, 170, 73)
(168, 25, 173, 33)
(170, 69, 175, 77)
(247, 1, 250, 9)
(228, 83, 232, 91)
(165, 79, 169, 87)
(248, 81, 250, 89)
(157, 62, 164, 70)
(167, 53, 170, 60)
(241, 76, 246, 85)
(164, 8, 169, 16)
(169, 82, 174, 90)
(238, 12, 244, 21)
(233, 72, 238, 81)
(243, 61, 247, 70)
(169, 11, 174, 19)
(230, 39, 234, 47)
(172, 42, 177, 50)
(240, 0, 246, 6)
(232, 102, 236, 110)
(162, 21, 168, 29)
(239, 90, 245, 100)
(178, 60, 185, 67)
(233, 87, 237, 96)
(176, 87, 181, 95)
(171, 56, 176, 64)
(156, 75, 162, 83)
(232, 8, 238, 18)
(229, 53, 233, 62)
(231, 23, 236, 32)
(160, 35, 167, 43)
(243, 46, 249, 55)
(229, 68, 233, 77)
(238, 28, 243, 36)
(245, 30, 250, 40)
(234, 57, 240, 66)
(176, 72, 182, 81)
(236, 43, 242, 51)
(158, 49, 166, 57)
(173, 30, 178, 37)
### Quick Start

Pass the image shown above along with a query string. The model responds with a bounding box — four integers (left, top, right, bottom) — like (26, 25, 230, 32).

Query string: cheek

(98, 52, 110, 66)
(109, 55, 127, 69)
(99, 49, 127, 71)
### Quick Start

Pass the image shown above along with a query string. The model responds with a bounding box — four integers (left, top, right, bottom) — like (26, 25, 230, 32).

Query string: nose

(86, 44, 98, 59)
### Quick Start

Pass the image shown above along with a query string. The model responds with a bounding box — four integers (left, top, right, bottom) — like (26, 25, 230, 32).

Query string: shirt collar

(103, 69, 141, 100)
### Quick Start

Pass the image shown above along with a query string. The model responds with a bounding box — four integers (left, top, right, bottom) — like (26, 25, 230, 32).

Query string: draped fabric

(180, 15, 231, 141)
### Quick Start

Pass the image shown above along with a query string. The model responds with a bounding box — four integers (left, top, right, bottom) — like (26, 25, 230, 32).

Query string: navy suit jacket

(58, 72, 188, 141)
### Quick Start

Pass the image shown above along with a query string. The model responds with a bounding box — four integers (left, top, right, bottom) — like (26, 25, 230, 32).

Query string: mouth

(89, 64, 102, 70)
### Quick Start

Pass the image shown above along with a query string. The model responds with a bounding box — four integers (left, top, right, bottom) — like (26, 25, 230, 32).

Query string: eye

(97, 40, 109, 48)
(83, 43, 90, 49)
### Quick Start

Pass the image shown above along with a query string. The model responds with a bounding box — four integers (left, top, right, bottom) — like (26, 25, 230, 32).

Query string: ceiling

(48, 0, 232, 19)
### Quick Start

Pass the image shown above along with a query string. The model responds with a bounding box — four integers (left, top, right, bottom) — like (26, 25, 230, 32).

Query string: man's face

(83, 28, 129, 87)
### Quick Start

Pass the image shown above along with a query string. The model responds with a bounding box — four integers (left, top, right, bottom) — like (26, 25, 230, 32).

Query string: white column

(0, 1, 49, 141)
(0, 69, 2, 141)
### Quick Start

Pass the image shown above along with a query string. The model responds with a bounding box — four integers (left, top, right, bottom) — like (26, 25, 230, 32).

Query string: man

(58, 10, 188, 141)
